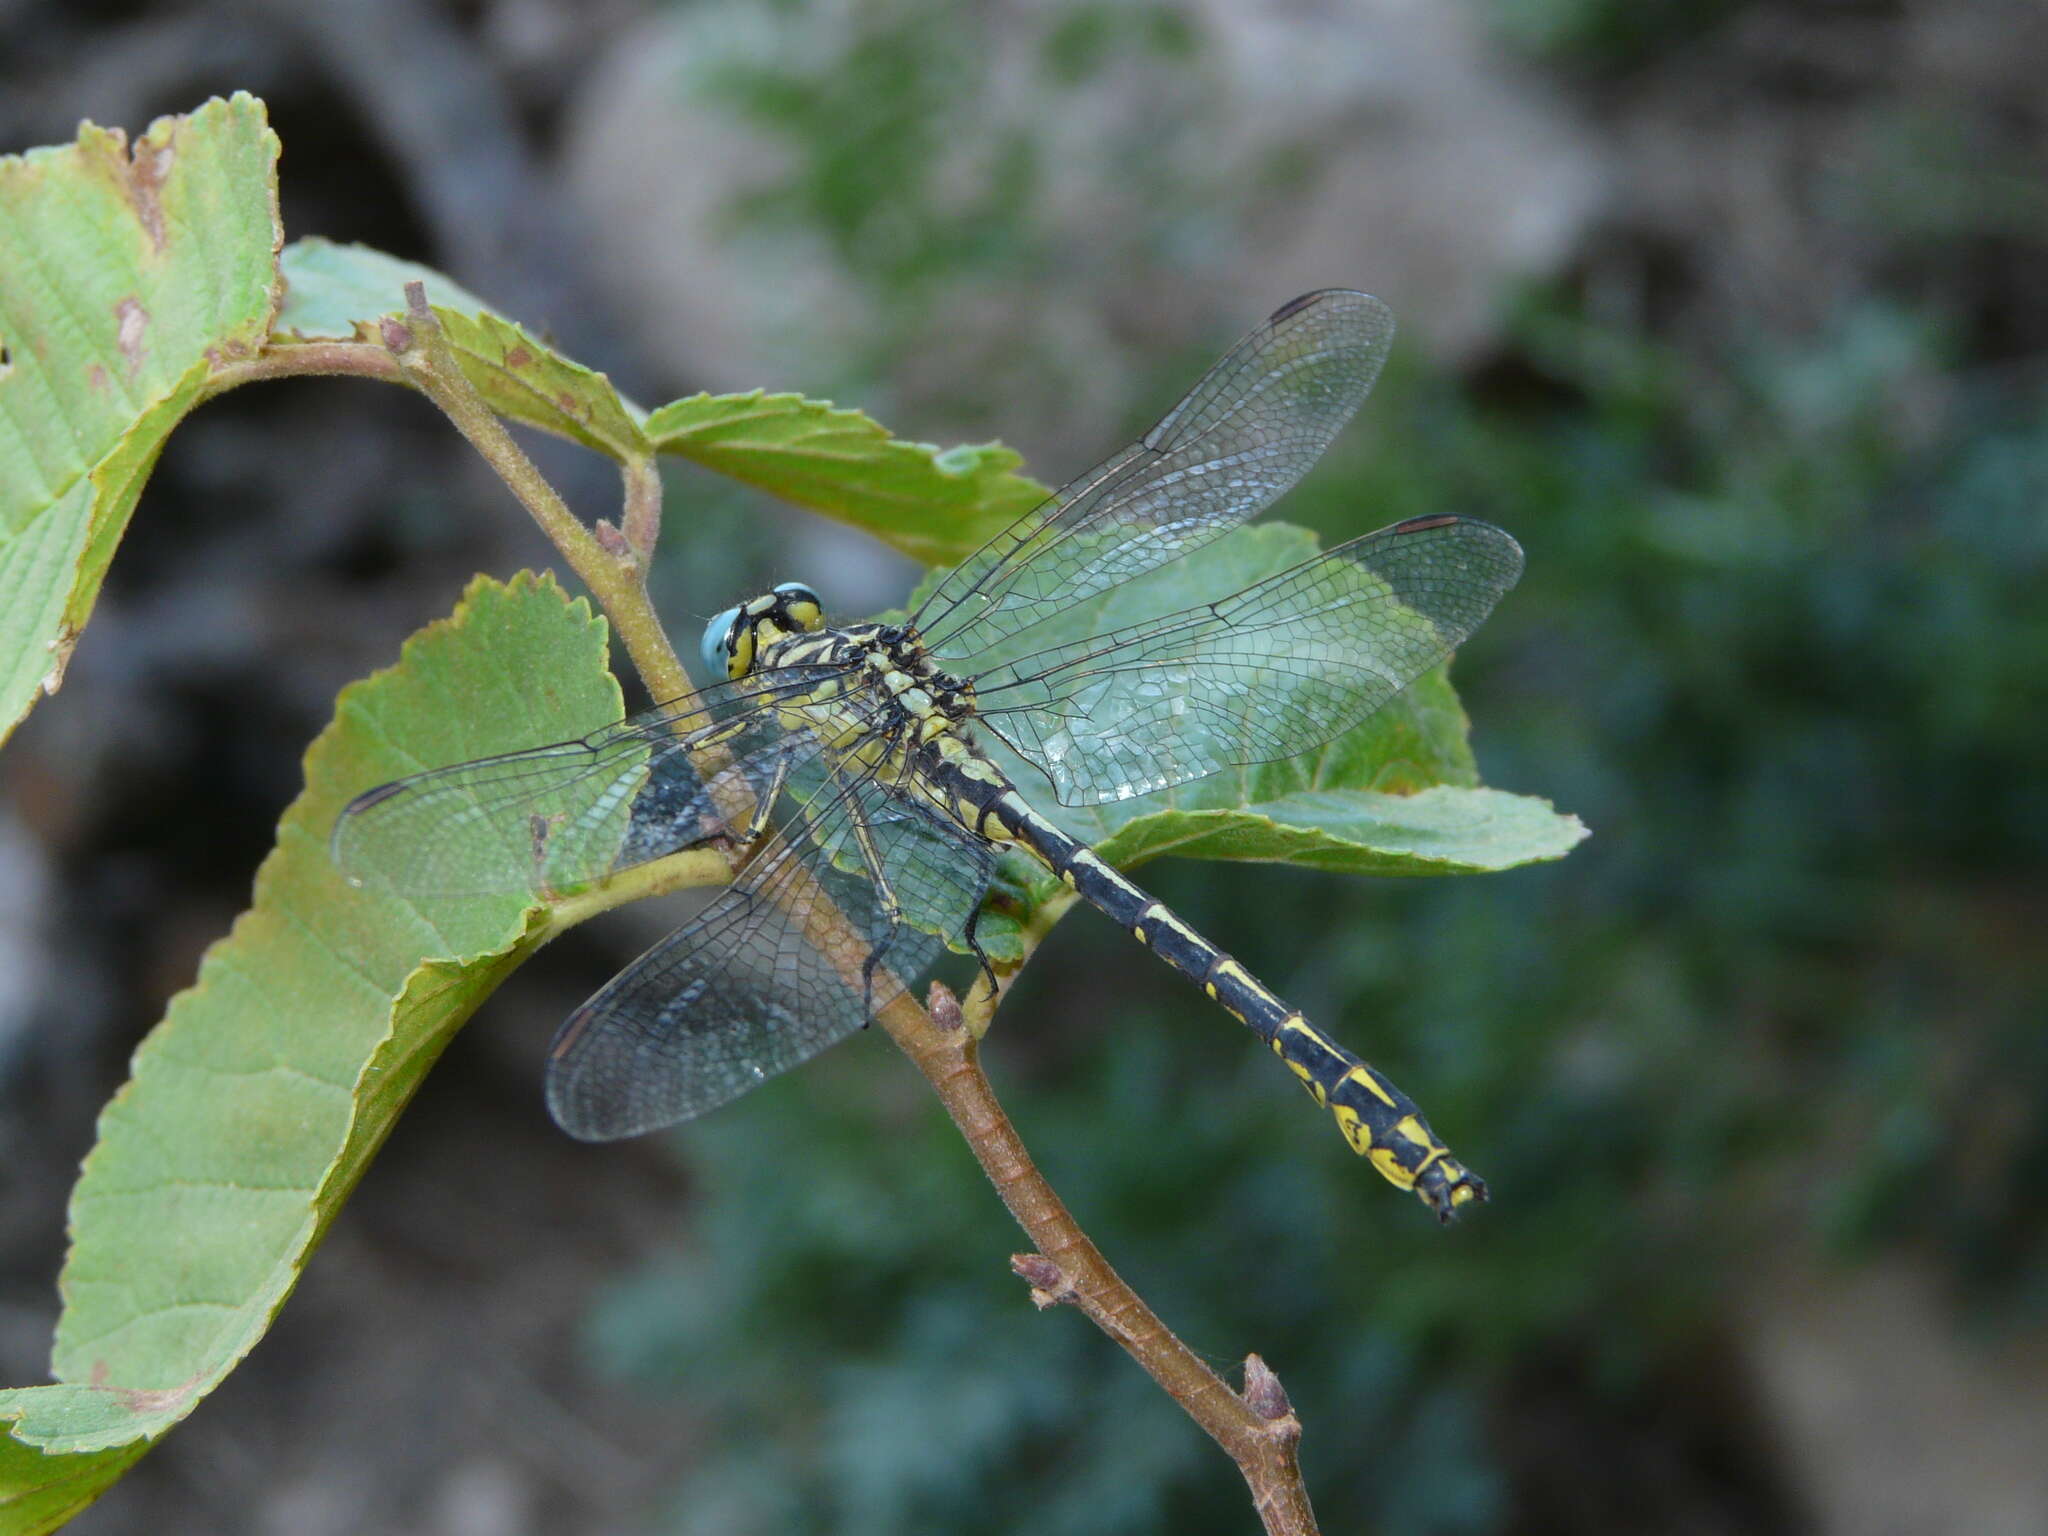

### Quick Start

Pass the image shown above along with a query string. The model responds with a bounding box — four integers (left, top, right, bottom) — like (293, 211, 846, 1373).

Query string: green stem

(541, 848, 735, 935)
(620, 455, 664, 561)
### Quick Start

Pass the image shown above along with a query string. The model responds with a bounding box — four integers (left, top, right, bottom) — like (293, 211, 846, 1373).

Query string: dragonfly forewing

(330, 666, 852, 897)
(915, 290, 1397, 663)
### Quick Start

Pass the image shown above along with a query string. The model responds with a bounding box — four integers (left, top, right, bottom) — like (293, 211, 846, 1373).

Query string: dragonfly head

(701, 581, 826, 679)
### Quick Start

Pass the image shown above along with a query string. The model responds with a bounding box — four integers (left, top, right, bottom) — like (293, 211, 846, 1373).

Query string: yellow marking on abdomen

(951, 752, 1004, 783)
(1202, 953, 1252, 1020)
(1367, 1144, 1419, 1190)
(1145, 906, 1213, 946)
(1392, 1114, 1438, 1153)
(1209, 958, 1254, 991)
(1283, 1056, 1328, 1105)
(1339, 1063, 1398, 1109)
(1277, 1014, 1338, 1059)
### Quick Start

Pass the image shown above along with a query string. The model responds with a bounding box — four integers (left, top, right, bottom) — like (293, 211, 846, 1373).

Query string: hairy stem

(380, 285, 691, 702)
(208, 291, 691, 704)
(206, 339, 406, 389)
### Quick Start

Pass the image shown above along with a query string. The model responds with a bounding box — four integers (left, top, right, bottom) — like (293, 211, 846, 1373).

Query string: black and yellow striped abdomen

(924, 746, 1486, 1223)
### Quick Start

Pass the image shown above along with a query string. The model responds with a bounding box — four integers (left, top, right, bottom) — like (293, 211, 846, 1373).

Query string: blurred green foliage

(710, 14, 1039, 306)
(1396, 290, 2048, 1291)
(1485, 0, 1758, 74)
(705, 0, 1207, 318)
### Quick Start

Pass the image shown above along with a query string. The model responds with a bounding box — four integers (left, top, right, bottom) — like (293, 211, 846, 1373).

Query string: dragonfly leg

(960, 901, 1000, 998)
(724, 747, 797, 848)
(836, 773, 908, 1016)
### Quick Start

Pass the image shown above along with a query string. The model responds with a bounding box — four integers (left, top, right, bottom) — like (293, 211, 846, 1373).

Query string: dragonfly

(332, 290, 1524, 1221)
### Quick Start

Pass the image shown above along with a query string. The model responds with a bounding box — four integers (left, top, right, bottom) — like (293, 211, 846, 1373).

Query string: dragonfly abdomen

(985, 790, 1487, 1224)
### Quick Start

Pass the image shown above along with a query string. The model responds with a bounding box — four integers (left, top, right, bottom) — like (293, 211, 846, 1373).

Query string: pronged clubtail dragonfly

(333, 291, 1523, 1221)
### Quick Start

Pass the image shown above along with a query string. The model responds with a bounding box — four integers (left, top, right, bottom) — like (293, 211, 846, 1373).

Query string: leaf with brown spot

(272, 238, 652, 460)
(0, 93, 282, 747)
(270, 240, 1046, 563)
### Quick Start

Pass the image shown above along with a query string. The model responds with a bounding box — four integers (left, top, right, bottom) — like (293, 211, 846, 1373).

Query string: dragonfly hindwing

(544, 766, 994, 1140)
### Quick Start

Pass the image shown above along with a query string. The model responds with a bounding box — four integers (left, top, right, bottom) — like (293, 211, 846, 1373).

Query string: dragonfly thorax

(758, 620, 979, 748)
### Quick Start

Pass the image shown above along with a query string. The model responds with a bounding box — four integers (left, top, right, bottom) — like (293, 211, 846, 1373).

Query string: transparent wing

(329, 664, 859, 897)
(545, 758, 996, 1140)
(971, 515, 1524, 805)
(912, 290, 1396, 662)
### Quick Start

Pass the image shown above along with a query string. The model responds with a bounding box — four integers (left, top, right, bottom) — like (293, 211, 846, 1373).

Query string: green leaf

(0, 574, 620, 1526)
(0, 1435, 145, 1536)
(930, 522, 1587, 891)
(273, 238, 652, 460)
(1067, 656, 1586, 878)
(0, 94, 282, 747)
(270, 237, 497, 337)
(274, 242, 1048, 558)
(1089, 784, 1589, 875)
(645, 391, 1047, 565)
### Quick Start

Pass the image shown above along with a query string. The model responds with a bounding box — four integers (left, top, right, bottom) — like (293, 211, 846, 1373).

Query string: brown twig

(889, 981, 1320, 1536)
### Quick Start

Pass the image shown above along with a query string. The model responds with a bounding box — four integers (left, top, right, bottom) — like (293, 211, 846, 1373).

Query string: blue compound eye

(700, 605, 741, 676)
